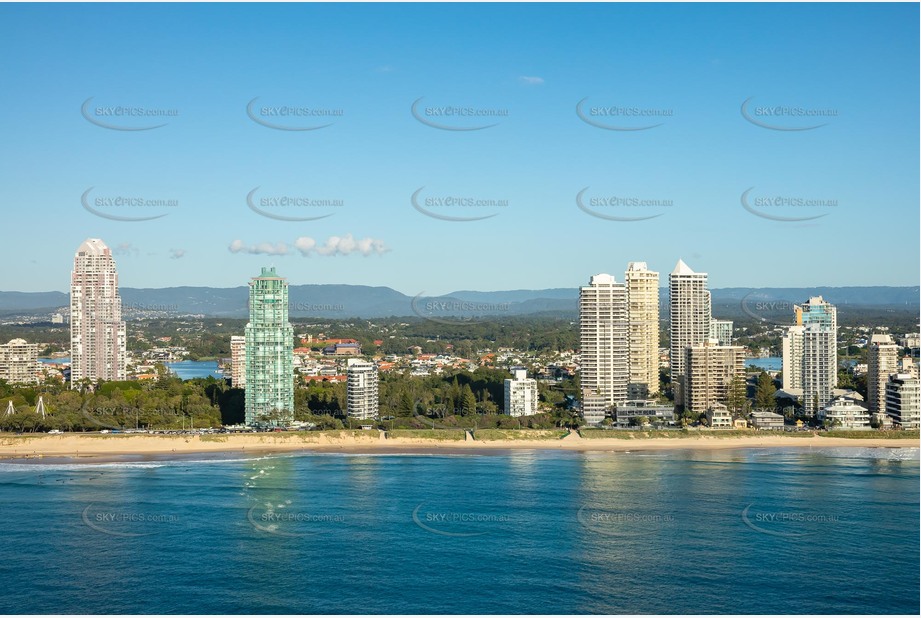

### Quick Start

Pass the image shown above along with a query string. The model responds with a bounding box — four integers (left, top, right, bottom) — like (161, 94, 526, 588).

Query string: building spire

(671, 258, 695, 276)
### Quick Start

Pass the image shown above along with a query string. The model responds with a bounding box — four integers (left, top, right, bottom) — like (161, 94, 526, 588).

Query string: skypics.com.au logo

(411, 187, 507, 222)
(246, 97, 343, 131)
(246, 187, 342, 222)
(741, 503, 841, 538)
(741, 97, 838, 131)
(740, 187, 836, 222)
(81, 188, 178, 222)
(576, 188, 672, 222)
(412, 503, 512, 537)
(411, 97, 508, 131)
(248, 503, 346, 538)
(81, 97, 178, 131)
(411, 292, 511, 326)
(577, 505, 676, 537)
(576, 97, 673, 131)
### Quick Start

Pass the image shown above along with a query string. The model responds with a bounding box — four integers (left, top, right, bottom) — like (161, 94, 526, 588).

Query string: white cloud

(314, 234, 387, 256)
(233, 235, 388, 257)
(519, 75, 544, 85)
(228, 240, 289, 256)
(294, 237, 316, 255)
(169, 249, 186, 259)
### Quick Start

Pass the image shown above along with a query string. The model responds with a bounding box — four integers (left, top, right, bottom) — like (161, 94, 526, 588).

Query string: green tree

(398, 391, 416, 417)
(755, 371, 776, 409)
(461, 386, 477, 416)
(727, 374, 748, 415)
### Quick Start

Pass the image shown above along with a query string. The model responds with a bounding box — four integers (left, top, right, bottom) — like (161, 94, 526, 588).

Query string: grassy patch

(578, 429, 688, 439)
(318, 430, 379, 440)
(821, 430, 920, 440)
(387, 429, 466, 441)
(577, 429, 820, 439)
(578, 428, 920, 440)
(473, 429, 567, 441)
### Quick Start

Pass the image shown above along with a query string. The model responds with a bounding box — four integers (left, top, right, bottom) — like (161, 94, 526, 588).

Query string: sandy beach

(0, 430, 917, 461)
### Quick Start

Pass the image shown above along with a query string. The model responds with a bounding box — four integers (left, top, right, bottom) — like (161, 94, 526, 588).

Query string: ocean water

(745, 356, 782, 371)
(0, 447, 917, 614)
(165, 360, 224, 380)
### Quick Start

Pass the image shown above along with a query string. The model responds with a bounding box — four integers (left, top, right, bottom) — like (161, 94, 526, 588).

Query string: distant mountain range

(0, 285, 917, 319)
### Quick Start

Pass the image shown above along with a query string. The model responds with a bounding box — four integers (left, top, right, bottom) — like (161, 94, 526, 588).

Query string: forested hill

(0, 285, 916, 318)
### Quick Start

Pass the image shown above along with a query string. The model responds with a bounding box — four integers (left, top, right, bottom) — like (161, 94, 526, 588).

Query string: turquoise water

(165, 360, 224, 380)
(0, 448, 917, 614)
(38, 357, 70, 364)
(745, 356, 782, 371)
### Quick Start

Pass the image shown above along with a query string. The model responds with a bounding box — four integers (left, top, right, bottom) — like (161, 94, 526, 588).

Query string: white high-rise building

(70, 239, 126, 387)
(782, 297, 837, 415)
(230, 335, 246, 388)
(579, 274, 628, 422)
(781, 325, 805, 391)
(625, 262, 660, 399)
(886, 373, 920, 429)
(867, 334, 899, 415)
(709, 320, 733, 346)
(504, 367, 538, 417)
(668, 260, 711, 406)
(899, 356, 920, 379)
(347, 358, 379, 420)
(0, 339, 39, 385)
(797, 296, 837, 331)
(802, 324, 836, 415)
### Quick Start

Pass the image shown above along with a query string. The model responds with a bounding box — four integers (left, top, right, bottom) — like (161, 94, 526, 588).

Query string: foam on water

(806, 446, 920, 461)
(0, 454, 284, 473)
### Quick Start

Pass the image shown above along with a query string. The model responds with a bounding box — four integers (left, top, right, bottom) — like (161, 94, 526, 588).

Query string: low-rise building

(324, 342, 362, 356)
(615, 400, 675, 427)
(750, 409, 785, 430)
(581, 391, 608, 426)
(819, 396, 871, 430)
(871, 410, 894, 429)
(706, 404, 733, 429)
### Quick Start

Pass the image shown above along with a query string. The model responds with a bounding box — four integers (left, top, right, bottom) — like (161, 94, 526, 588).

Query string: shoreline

(1, 431, 918, 463)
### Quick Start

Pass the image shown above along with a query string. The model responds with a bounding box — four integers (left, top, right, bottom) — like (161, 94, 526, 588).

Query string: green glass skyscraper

(244, 267, 294, 426)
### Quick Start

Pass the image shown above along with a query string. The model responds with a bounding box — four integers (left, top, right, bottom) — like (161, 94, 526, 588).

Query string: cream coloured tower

(70, 239, 126, 386)
(668, 260, 711, 406)
(625, 262, 660, 399)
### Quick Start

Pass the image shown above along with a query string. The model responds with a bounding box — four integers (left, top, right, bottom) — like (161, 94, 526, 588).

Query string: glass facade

(244, 267, 294, 426)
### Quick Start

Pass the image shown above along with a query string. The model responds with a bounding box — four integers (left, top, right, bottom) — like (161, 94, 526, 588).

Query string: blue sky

(0, 2, 917, 295)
